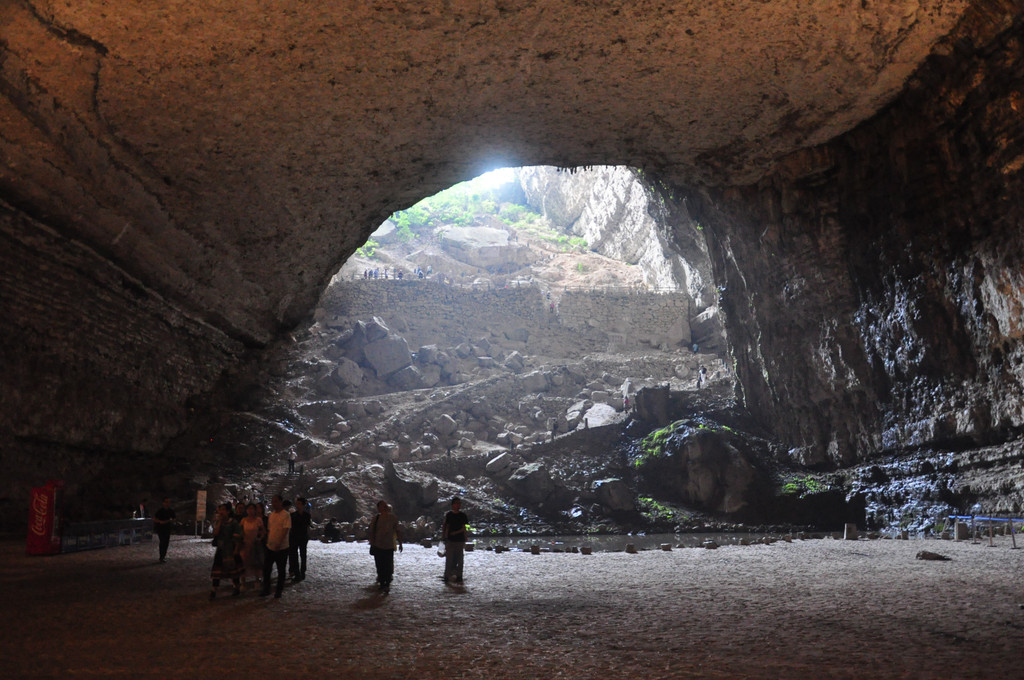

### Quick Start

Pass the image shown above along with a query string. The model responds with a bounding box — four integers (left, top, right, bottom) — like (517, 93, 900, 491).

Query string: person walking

(239, 503, 265, 592)
(368, 501, 403, 594)
(209, 503, 243, 600)
(289, 497, 312, 582)
(442, 497, 469, 584)
(287, 447, 297, 474)
(260, 495, 291, 599)
(152, 498, 176, 563)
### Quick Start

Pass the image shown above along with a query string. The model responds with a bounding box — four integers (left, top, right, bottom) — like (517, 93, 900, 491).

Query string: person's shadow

(352, 585, 389, 610)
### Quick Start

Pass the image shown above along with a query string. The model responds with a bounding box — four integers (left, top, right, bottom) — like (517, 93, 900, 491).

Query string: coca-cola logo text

(30, 492, 51, 537)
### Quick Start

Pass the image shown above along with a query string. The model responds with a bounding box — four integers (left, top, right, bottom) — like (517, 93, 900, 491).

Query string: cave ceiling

(2, 0, 971, 344)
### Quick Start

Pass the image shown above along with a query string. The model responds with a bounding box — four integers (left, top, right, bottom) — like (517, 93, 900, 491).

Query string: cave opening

(248, 163, 734, 535)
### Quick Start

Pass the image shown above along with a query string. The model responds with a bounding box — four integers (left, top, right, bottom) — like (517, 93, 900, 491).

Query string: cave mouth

(219, 164, 766, 534)
(339, 164, 687, 295)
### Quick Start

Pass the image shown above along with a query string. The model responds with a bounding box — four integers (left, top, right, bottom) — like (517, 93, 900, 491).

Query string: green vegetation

(383, 171, 589, 253)
(390, 178, 522, 236)
(637, 496, 690, 524)
(634, 420, 689, 468)
(355, 239, 379, 258)
(780, 475, 830, 497)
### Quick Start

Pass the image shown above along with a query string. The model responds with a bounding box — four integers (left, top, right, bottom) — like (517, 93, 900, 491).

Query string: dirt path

(3, 535, 1022, 678)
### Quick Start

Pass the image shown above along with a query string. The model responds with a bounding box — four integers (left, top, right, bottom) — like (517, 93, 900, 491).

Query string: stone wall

(558, 290, 690, 350)
(317, 279, 690, 354)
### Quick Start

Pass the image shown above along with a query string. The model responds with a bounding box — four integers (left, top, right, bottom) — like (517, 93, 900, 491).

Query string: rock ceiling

(2, 0, 970, 344)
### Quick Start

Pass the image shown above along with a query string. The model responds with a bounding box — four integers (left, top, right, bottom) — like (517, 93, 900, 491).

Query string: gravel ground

(3, 535, 1023, 679)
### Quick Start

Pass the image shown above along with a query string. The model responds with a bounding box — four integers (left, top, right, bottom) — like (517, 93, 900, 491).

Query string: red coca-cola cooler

(27, 480, 64, 555)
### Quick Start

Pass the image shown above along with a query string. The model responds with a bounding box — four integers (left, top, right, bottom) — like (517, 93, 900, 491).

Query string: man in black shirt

(442, 496, 469, 584)
(289, 497, 312, 581)
(153, 498, 176, 563)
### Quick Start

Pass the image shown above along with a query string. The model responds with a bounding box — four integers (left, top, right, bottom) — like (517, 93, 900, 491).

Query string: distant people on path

(153, 498, 176, 563)
(289, 497, 312, 582)
(209, 503, 243, 600)
(239, 503, 265, 592)
(442, 496, 468, 585)
(261, 495, 291, 599)
(321, 518, 342, 543)
(697, 365, 708, 389)
(369, 500, 402, 594)
(287, 447, 297, 474)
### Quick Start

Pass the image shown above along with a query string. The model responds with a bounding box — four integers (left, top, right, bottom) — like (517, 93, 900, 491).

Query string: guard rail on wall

(948, 514, 1022, 549)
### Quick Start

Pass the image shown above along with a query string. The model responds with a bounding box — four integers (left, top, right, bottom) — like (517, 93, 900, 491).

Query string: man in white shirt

(260, 495, 291, 598)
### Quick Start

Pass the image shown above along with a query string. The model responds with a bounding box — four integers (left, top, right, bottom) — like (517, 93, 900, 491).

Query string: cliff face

(676, 8, 1024, 474)
(519, 167, 713, 304)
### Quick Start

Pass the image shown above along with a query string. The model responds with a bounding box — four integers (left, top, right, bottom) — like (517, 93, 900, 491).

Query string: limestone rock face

(520, 166, 695, 295)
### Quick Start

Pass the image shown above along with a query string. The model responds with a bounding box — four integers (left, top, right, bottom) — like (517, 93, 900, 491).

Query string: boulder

(334, 357, 363, 387)
(364, 335, 413, 377)
(388, 365, 424, 390)
(503, 350, 525, 372)
(315, 371, 342, 396)
(417, 344, 440, 365)
(419, 363, 442, 387)
(384, 460, 439, 516)
(363, 316, 390, 343)
(520, 370, 549, 393)
(582, 403, 618, 427)
(635, 424, 770, 517)
(485, 452, 514, 475)
(435, 414, 459, 436)
(507, 462, 555, 504)
(593, 478, 633, 512)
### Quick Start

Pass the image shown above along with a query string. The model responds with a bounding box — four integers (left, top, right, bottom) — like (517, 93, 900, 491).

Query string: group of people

(207, 495, 311, 599)
(366, 495, 469, 594)
(361, 265, 434, 281)
(362, 267, 407, 280)
(161, 493, 470, 599)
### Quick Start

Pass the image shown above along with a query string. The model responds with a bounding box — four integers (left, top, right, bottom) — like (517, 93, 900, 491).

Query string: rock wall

(677, 6, 1024, 469)
(317, 279, 691, 355)
(0, 201, 244, 524)
(519, 166, 715, 308)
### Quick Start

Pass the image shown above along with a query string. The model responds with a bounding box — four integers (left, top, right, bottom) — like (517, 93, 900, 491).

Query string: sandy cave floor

(2, 535, 1023, 679)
